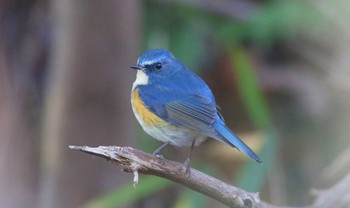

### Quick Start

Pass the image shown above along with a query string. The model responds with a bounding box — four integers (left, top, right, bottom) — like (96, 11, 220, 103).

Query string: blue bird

(130, 49, 262, 167)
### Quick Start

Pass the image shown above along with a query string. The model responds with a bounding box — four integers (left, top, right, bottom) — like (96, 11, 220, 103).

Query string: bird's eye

(155, 62, 162, 70)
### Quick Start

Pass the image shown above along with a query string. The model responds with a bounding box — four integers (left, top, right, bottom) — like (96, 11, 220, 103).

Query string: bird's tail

(213, 120, 262, 163)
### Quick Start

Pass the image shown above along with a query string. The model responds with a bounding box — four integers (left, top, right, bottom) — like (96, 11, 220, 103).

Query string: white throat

(132, 70, 149, 91)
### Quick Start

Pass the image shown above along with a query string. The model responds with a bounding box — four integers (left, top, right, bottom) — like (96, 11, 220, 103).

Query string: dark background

(0, 0, 349, 207)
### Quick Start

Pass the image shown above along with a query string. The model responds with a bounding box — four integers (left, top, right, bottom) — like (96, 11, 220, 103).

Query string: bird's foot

(152, 152, 165, 165)
(183, 158, 191, 177)
(152, 142, 170, 157)
(155, 154, 165, 160)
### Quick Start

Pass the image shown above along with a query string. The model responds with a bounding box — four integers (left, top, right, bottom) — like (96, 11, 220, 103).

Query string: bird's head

(131, 49, 183, 87)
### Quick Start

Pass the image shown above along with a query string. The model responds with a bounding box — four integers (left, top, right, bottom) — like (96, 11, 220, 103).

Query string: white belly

(141, 120, 207, 147)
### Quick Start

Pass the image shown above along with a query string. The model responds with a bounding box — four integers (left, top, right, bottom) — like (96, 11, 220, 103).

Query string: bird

(130, 49, 262, 168)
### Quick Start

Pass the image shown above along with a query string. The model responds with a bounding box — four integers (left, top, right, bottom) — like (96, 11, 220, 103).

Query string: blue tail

(212, 119, 262, 163)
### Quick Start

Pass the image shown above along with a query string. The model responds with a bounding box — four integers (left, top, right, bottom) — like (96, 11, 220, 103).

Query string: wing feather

(164, 97, 219, 138)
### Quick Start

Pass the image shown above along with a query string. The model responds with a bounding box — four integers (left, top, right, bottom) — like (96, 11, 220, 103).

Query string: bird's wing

(162, 94, 220, 138)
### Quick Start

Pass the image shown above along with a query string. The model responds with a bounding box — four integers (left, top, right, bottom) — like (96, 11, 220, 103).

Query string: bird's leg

(183, 139, 196, 176)
(152, 141, 171, 159)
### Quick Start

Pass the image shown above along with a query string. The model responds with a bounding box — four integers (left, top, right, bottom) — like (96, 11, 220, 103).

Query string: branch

(69, 145, 350, 208)
(69, 145, 263, 207)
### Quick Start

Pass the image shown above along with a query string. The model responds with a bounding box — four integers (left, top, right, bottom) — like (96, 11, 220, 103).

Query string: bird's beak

(130, 64, 142, 70)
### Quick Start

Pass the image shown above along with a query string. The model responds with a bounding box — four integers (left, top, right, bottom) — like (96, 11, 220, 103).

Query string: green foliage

(174, 189, 208, 208)
(230, 47, 271, 129)
(248, 1, 325, 45)
(83, 177, 172, 208)
(143, 1, 207, 70)
(229, 46, 276, 191)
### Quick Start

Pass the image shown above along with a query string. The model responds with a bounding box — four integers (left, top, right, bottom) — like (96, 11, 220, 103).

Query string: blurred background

(1, 0, 350, 207)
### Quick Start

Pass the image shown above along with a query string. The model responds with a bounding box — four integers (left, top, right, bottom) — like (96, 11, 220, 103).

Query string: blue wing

(164, 96, 219, 138)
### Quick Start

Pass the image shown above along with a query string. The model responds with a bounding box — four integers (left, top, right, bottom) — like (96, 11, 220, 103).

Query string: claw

(152, 142, 171, 156)
(155, 154, 165, 160)
(155, 154, 166, 165)
(183, 158, 191, 177)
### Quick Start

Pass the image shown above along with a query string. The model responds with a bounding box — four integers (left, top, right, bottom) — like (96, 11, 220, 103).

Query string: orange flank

(131, 88, 164, 126)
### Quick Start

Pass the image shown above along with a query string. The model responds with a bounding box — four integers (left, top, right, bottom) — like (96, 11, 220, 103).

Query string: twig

(69, 145, 350, 208)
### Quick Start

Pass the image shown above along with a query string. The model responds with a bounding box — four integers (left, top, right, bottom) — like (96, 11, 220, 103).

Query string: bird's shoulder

(139, 69, 215, 106)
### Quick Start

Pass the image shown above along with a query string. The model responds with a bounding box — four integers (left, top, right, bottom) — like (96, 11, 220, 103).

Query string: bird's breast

(131, 88, 164, 126)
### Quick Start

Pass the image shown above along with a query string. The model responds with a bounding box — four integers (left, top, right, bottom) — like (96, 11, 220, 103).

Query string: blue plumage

(212, 118, 262, 163)
(131, 49, 262, 164)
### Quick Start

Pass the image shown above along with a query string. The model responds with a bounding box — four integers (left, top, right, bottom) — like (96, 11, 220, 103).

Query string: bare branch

(69, 145, 263, 207)
(69, 145, 350, 208)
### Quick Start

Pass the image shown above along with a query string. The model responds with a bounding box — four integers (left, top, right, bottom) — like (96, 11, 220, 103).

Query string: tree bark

(39, 1, 140, 207)
(0, 1, 46, 207)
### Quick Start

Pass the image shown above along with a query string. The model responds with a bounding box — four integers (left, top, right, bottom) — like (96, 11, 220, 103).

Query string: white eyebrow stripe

(138, 59, 156, 66)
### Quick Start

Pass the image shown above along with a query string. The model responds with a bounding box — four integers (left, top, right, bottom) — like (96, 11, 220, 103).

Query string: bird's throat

(132, 70, 149, 91)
